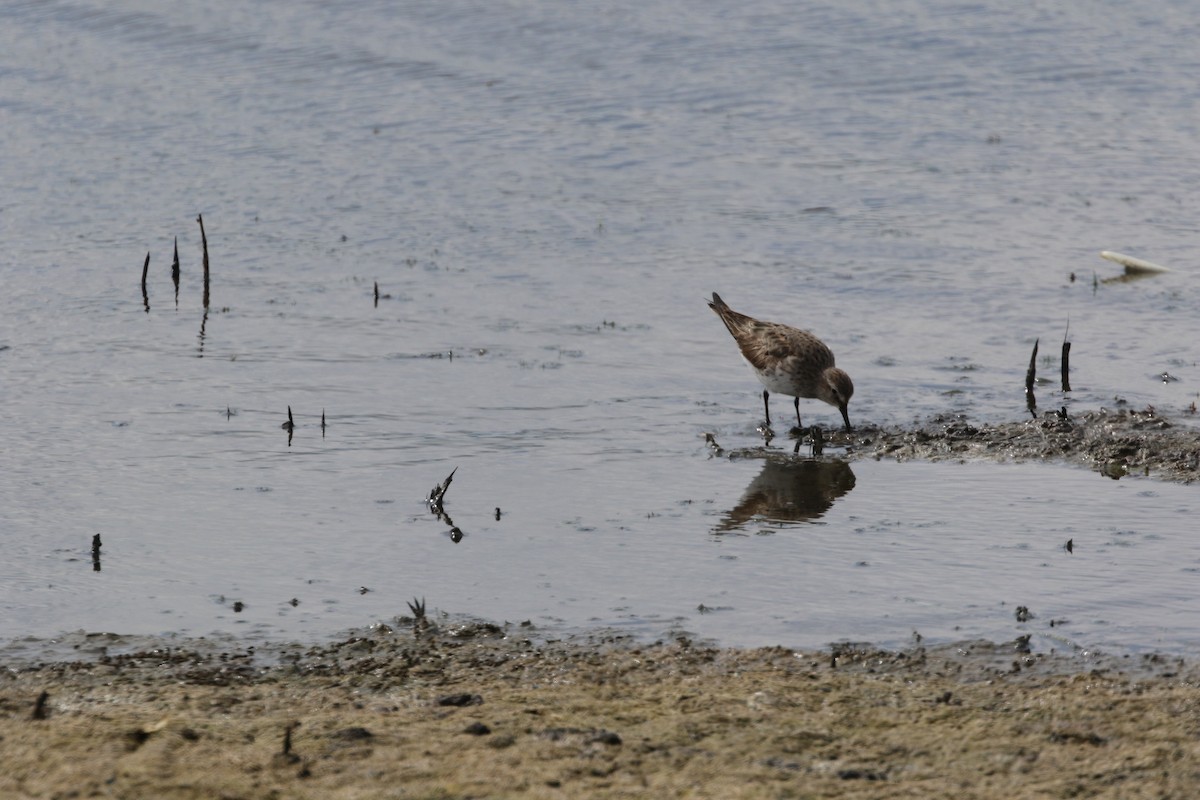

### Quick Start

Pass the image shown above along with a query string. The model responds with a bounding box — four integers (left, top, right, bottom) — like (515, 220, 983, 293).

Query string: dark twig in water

(321, 409, 326, 438)
(141, 251, 150, 313)
(196, 214, 210, 310)
(374, 281, 379, 307)
(282, 405, 295, 446)
(427, 467, 457, 513)
(1061, 341, 1072, 393)
(1025, 338, 1039, 418)
(91, 533, 102, 572)
(407, 596, 426, 620)
(171, 237, 180, 308)
(408, 596, 433, 633)
(1061, 320, 1072, 393)
(495, 507, 502, 521)
(426, 469, 465, 542)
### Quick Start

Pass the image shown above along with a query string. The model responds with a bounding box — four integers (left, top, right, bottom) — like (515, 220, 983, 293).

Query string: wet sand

(4, 407, 1199, 798)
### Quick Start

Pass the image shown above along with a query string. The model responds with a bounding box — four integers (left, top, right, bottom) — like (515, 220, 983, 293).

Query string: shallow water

(1, 0, 1198, 657)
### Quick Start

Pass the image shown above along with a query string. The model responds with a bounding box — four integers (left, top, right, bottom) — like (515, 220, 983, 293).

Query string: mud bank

(4, 622, 1200, 799)
(740, 407, 1200, 484)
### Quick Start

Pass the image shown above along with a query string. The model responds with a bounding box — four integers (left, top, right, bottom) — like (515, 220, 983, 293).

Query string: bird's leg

(762, 390, 771, 427)
(793, 396, 803, 430)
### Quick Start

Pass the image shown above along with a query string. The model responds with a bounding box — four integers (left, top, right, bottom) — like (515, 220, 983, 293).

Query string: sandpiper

(708, 292, 854, 432)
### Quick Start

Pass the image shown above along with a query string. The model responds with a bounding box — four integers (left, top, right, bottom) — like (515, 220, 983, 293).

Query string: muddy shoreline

(5, 620, 1200, 798)
(4, 408, 1199, 798)
(731, 406, 1200, 485)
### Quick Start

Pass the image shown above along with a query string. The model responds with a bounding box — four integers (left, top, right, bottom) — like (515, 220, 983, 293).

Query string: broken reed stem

(1025, 338, 1039, 417)
(171, 236, 181, 307)
(1025, 338, 1038, 394)
(1060, 319, 1072, 393)
(141, 251, 150, 312)
(1061, 340, 1072, 392)
(197, 214, 210, 309)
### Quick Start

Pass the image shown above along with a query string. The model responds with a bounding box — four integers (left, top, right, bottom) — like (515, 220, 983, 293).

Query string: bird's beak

(840, 404, 852, 433)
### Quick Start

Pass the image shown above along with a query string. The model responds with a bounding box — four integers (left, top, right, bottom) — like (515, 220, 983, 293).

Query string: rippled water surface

(2, 0, 1198, 656)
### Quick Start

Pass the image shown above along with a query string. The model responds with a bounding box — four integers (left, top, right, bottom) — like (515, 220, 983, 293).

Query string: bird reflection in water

(713, 458, 856, 534)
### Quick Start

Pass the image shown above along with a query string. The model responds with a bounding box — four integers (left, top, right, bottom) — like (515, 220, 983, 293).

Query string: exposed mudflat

(4, 621, 1200, 799)
(732, 406, 1200, 484)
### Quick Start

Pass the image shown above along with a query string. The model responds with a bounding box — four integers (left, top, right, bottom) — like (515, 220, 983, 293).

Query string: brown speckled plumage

(708, 292, 854, 431)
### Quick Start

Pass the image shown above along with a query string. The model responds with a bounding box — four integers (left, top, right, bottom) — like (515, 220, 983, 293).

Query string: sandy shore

(4, 620, 1200, 799)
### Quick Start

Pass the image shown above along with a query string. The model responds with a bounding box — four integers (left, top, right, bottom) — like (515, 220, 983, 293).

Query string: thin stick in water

(282, 405, 295, 447)
(171, 236, 180, 308)
(197, 214, 210, 310)
(1025, 338, 1039, 417)
(1061, 320, 1072, 393)
(1061, 342, 1072, 393)
(141, 251, 150, 313)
